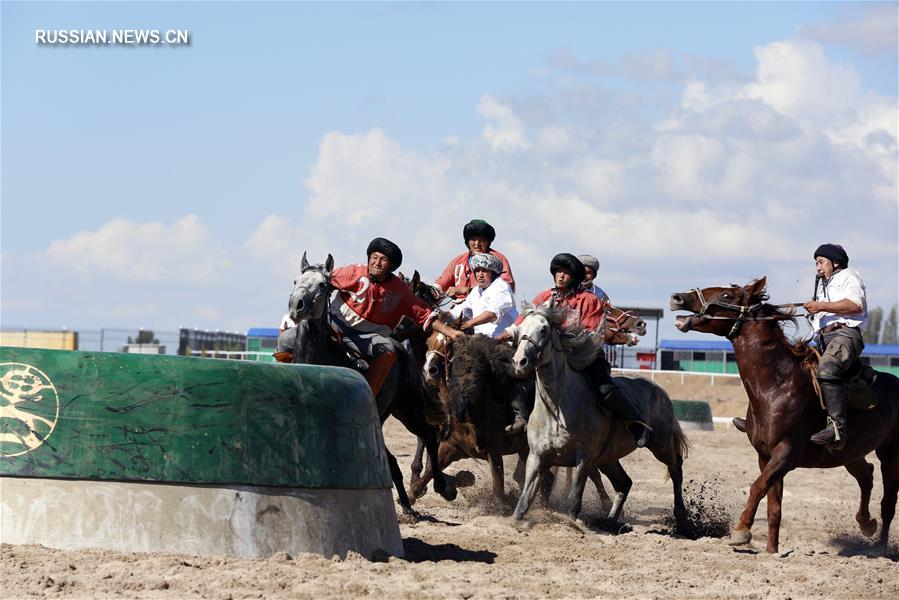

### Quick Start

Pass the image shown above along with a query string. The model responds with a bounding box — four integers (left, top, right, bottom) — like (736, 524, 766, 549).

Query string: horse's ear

(325, 254, 334, 273)
(412, 270, 421, 288)
(746, 276, 767, 301)
(301, 251, 310, 272)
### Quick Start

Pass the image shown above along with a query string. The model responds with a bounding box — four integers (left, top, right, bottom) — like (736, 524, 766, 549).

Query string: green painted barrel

(0, 347, 391, 489)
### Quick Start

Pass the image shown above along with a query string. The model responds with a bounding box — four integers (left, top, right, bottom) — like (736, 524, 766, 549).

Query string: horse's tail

(671, 417, 691, 461)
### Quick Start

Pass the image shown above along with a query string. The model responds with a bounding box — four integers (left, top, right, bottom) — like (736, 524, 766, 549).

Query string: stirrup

(810, 419, 845, 451)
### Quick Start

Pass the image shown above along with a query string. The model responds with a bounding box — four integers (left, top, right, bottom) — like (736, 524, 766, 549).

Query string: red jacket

(331, 264, 435, 336)
(517, 288, 607, 332)
(435, 249, 515, 298)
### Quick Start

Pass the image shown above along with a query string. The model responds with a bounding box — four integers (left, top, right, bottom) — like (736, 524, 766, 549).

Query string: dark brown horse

(670, 277, 899, 552)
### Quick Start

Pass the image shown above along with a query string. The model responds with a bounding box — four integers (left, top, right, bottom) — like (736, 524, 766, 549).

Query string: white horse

(511, 303, 689, 526)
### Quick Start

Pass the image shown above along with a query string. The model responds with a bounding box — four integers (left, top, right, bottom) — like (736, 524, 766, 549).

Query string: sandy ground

(3, 418, 898, 599)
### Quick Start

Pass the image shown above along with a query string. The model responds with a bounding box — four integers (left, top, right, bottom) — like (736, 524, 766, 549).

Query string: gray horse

(510, 303, 689, 527)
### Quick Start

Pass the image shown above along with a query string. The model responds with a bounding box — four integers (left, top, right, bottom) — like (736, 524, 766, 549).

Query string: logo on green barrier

(0, 363, 60, 457)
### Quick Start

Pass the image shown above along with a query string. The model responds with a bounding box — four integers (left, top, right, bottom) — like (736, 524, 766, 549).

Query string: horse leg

(513, 450, 527, 491)
(408, 441, 464, 502)
(588, 467, 613, 514)
(730, 443, 797, 551)
(386, 449, 417, 518)
(649, 441, 688, 529)
(764, 476, 784, 554)
(409, 437, 426, 486)
(513, 451, 545, 521)
(875, 446, 899, 546)
(422, 429, 458, 502)
(488, 451, 508, 505)
(597, 461, 632, 521)
(844, 459, 877, 537)
(565, 459, 592, 522)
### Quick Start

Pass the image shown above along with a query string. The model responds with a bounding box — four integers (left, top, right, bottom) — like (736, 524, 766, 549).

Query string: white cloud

(42, 215, 228, 284)
(477, 94, 531, 152)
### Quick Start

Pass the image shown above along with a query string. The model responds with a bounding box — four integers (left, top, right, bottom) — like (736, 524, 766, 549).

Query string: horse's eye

(722, 293, 730, 299)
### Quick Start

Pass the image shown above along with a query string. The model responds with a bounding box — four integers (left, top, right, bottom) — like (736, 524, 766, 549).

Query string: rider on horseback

(501, 253, 650, 447)
(577, 254, 610, 302)
(329, 237, 463, 397)
(435, 219, 516, 300)
(803, 243, 868, 450)
(448, 253, 519, 338)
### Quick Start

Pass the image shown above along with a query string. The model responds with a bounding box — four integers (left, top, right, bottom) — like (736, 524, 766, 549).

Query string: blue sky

(2, 1, 897, 343)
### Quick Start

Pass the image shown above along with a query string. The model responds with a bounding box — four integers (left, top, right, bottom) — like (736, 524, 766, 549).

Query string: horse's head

(422, 312, 462, 386)
(669, 277, 768, 337)
(511, 302, 562, 377)
(403, 270, 454, 313)
(288, 252, 334, 322)
(605, 306, 647, 338)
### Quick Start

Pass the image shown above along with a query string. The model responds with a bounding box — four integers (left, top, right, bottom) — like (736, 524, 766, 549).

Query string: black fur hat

(550, 253, 586, 289)
(367, 237, 403, 271)
(463, 219, 496, 244)
(813, 244, 849, 268)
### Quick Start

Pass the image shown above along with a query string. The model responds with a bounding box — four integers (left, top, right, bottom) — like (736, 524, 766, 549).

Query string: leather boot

(858, 363, 877, 387)
(810, 379, 847, 450)
(732, 417, 747, 432)
(365, 352, 397, 398)
(599, 383, 650, 448)
(505, 383, 530, 434)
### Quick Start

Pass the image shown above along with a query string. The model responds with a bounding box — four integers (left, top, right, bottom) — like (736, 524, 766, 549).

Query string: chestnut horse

(670, 277, 899, 552)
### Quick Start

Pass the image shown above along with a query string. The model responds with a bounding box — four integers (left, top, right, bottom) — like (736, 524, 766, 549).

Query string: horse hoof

(440, 485, 458, 502)
(454, 470, 476, 487)
(727, 529, 752, 546)
(405, 490, 418, 506)
(858, 518, 878, 537)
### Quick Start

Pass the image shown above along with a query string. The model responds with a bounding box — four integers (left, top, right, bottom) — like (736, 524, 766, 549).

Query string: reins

(689, 288, 809, 340)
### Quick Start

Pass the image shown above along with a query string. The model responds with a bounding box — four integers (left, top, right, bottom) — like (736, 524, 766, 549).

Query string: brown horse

(670, 277, 899, 552)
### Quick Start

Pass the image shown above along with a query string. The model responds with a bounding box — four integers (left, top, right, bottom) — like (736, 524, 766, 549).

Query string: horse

(410, 332, 533, 504)
(280, 253, 457, 516)
(411, 302, 651, 505)
(510, 303, 689, 527)
(670, 277, 899, 552)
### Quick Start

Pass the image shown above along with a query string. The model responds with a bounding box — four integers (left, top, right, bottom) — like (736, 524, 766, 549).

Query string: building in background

(179, 329, 247, 358)
(245, 328, 280, 363)
(0, 329, 77, 350)
(659, 340, 899, 376)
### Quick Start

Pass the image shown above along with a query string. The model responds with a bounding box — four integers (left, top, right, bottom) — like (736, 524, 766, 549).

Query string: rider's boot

(810, 378, 848, 451)
(599, 383, 651, 448)
(505, 382, 530, 434)
(365, 352, 397, 398)
(732, 417, 747, 432)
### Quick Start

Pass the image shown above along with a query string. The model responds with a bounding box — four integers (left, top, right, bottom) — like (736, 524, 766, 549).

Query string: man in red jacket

(435, 219, 515, 299)
(502, 253, 649, 446)
(330, 237, 462, 397)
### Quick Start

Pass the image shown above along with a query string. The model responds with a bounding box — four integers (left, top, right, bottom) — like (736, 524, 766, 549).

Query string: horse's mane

(755, 301, 819, 370)
(519, 303, 605, 369)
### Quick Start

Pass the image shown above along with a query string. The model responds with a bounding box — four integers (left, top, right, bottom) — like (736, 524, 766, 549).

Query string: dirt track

(3, 416, 898, 599)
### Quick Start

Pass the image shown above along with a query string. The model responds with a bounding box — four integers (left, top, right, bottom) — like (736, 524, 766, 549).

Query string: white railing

(611, 367, 741, 387)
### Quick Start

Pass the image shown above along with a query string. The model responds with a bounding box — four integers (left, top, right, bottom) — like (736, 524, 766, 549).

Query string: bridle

(605, 307, 639, 335)
(687, 287, 806, 340)
(425, 334, 453, 385)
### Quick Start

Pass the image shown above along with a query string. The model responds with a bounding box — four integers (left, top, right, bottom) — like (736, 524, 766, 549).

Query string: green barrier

(670, 399, 714, 424)
(0, 348, 391, 489)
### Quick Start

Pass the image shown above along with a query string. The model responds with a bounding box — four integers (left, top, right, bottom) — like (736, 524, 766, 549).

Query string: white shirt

(450, 277, 518, 338)
(812, 268, 868, 332)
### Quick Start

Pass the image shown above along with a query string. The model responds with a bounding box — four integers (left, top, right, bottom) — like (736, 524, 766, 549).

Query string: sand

(3, 414, 898, 599)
